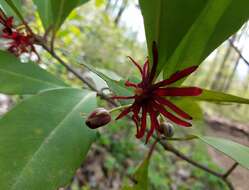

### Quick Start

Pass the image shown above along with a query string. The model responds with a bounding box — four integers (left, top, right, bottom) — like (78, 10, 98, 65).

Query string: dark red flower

(112, 42, 202, 143)
(0, 9, 37, 57)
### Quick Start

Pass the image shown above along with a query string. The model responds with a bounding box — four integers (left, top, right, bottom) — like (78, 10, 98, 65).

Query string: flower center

(134, 87, 143, 96)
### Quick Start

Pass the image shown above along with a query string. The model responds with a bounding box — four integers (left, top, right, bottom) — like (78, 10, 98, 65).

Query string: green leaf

(0, 88, 97, 190)
(197, 136, 249, 170)
(80, 62, 133, 104)
(95, 0, 106, 7)
(171, 99, 203, 120)
(122, 158, 149, 190)
(0, 51, 67, 94)
(192, 89, 249, 104)
(33, 0, 90, 32)
(139, 0, 206, 72)
(139, 0, 249, 77)
(0, 0, 22, 22)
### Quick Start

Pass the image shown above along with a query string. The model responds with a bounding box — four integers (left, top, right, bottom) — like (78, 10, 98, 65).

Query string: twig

(223, 162, 238, 179)
(229, 39, 249, 67)
(159, 140, 234, 190)
(147, 139, 158, 160)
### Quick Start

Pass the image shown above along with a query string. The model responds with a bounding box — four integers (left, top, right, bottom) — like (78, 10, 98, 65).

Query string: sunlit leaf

(0, 88, 97, 190)
(192, 89, 249, 104)
(171, 99, 203, 120)
(33, 0, 90, 32)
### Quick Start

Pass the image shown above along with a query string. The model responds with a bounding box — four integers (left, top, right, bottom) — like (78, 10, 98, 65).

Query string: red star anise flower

(0, 9, 38, 57)
(112, 42, 202, 143)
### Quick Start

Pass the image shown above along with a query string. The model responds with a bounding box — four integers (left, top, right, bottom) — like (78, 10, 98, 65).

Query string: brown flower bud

(85, 108, 111, 129)
(159, 122, 174, 137)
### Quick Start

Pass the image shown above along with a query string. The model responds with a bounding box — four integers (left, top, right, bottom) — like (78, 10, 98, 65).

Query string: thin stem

(109, 104, 132, 113)
(223, 162, 238, 179)
(159, 140, 234, 190)
(147, 139, 158, 160)
(166, 135, 197, 141)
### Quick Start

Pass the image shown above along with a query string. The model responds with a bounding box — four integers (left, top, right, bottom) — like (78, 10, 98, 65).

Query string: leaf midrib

(0, 68, 62, 88)
(11, 92, 93, 189)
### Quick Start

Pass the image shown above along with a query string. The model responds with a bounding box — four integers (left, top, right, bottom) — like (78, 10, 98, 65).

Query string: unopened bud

(85, 108, 111, 129)
(159, 122, 174, 137)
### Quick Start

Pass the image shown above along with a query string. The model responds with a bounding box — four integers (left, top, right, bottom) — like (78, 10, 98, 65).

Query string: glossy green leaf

(139, 0, 249, 78)
(122, 158, 149, 190)
(192, 89, 249, 104)
(0, 88, 97, 190)
(139, 0, 206, 72)
(197, 136, 249, 170)
(0, 51, 66, 94)
(33, 0, 90, 32)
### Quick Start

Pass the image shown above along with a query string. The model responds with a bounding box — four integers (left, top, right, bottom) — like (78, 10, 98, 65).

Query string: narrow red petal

(148, 41, 158, 83)
(145, 111, 158, 143)
(154, 96, 192, 120)
(153, 66, 198, 88)
(132, 104, 141, 135)
(155, 87, 202, 97)
(153, 102, 191, 127)
(116, 106, 132, 120)
(127, 56, 143, 76)
(125, 80, 137, 88)
(142, 59, 149, 81)
(136, 106, 147, 139)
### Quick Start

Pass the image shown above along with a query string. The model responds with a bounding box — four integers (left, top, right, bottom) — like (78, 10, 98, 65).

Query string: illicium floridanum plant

(0, 1, 249, 190)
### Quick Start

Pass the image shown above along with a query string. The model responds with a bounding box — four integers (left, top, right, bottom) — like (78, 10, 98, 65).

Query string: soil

(206, 118, 249, 190)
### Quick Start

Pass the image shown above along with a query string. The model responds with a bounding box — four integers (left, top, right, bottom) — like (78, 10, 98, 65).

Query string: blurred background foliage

(1, 0, 249, 189)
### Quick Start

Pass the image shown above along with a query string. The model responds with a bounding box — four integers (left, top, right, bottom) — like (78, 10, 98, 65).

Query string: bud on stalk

(85, 108, 111, 129)
(159, 122, 174, 137)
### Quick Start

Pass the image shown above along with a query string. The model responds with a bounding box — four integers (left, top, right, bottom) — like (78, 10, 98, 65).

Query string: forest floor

(206, 118, 249, 190)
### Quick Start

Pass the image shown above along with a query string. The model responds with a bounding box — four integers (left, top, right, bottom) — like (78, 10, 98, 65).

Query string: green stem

(166, 135, 197, 141)
(109, 104, 132, 114)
